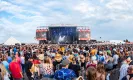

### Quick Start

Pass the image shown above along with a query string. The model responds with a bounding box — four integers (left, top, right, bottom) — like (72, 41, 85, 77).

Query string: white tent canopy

(4, 37, 21, 45)
(109, 40, 125, 44)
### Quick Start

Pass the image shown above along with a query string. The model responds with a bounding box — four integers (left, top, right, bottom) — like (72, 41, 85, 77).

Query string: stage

(36, 25, 91, 44)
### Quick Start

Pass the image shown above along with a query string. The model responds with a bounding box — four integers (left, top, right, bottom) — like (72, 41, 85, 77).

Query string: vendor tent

(109, 40, 125, 45)
(4, 37, 21, 45)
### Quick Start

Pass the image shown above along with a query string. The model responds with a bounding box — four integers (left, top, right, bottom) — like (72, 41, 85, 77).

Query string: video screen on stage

(36, 31, 47, 40)
(49, 27, 76, 44)
(79, 31, 90, 40)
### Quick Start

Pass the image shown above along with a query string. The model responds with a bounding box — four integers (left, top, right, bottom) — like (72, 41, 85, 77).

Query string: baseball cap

(61, 59, 70, 66)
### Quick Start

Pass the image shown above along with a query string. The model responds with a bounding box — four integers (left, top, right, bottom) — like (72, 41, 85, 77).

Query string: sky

(0, 0, 133, 43)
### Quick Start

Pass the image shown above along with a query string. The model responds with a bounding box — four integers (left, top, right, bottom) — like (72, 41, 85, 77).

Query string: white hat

(126, 57, 132, 63)
(92, 60, 97, 64)
(99, 51, 103, 54)
(113, 49, 116, 52)
(91, 56, 96, 61)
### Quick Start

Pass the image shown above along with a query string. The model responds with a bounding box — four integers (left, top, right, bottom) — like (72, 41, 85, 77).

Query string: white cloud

(0, 1, 24, 13)
(100, 0, 104, 3)
(0, 0, 133, 43)
(106, 0, 132, 10)
(74, 2, 96, 13)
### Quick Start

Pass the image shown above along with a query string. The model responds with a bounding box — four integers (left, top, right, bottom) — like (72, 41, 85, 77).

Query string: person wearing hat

(54, 59, 76, 80)
(107, 50, 112, 56)
(68, 55, 74, 63)
(38, 51, 44, 61)
(69, 57, 80, 77)
(90, 48, 97, 56)
(97, 51, 106, 63)
(119, 57, 131, 80)
(53, 53, 62, 72)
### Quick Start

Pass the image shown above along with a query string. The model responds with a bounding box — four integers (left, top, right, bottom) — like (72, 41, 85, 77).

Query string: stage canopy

(4, 37, 21, 45)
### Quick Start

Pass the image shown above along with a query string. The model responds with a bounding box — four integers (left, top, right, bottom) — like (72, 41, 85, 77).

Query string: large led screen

(78, 30, 90, 40)
(49, 27, 76, 44)
(36, 29, 47, 40)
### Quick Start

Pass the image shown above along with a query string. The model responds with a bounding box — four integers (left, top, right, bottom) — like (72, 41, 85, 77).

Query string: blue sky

(0, 0, 133, 43)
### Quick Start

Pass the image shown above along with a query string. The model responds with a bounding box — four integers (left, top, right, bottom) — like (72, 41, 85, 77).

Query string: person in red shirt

(9, 56, 23, 80)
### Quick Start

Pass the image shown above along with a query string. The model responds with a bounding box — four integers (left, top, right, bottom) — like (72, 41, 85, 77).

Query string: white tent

(4, 37, 21, 45)
(109, 40, 125, 45)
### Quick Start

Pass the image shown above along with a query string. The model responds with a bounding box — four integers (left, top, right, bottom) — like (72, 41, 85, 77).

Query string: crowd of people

(0, 44, 133, 80)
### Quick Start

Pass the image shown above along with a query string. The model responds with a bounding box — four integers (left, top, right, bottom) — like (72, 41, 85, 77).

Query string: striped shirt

(119, 63, 129, 80)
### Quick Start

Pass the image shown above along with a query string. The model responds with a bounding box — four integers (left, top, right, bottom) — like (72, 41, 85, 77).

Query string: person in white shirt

(113, 52, 119, 68)
(20, 54, 25, 73)
(119, 61, 129, 80)
(119, 57, 132, 80)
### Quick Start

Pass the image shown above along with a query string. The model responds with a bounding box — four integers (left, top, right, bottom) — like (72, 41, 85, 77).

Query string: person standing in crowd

(33, 53, 38, 60)
(69, 57, 80, 77)
(38, 54, 44, 79)
(119, 57, 131, 80)
(25, 57, 33, 80)
(9, 56, 23, 80)
(90, 52, 97, 63)
(105, 53, 113, 71)
(7, 53, 12, 63)
(13, 47, 17, 55)
(97, 51, 106, 63)
(53, 53, 62, 71)
(54, 59, 76, 80)
(80, 54, 86, 68)
(73, 50, 79, 60)
(30, 59, 40, 80)
(15, 52, 21, 64)
(2, 55, 9, 73)
(20, 53, 25, 74)
(24, 51, 32, 61)
(79, 54, 86, 78)
(40, 57, 54, 79)
(96, 63, 106, 80)
(122, 65, 133, 80)
(2, 54, 13, 80)
(86, 67, 97, 80)
(9, 47, 13, 56)
(0, 64, 10, 80)
(86, 57, 97, 69)
(38, 51, 44, 61)
(113, 50, 119, 69)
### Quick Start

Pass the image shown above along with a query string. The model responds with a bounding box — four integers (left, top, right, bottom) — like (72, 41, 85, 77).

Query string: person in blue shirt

(2, 55, 9, 73)
(97, 51, 105, 63)
(13, 47, 17, 55)
(7, 53, 12, 63)
(54, 59, 76, 80)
